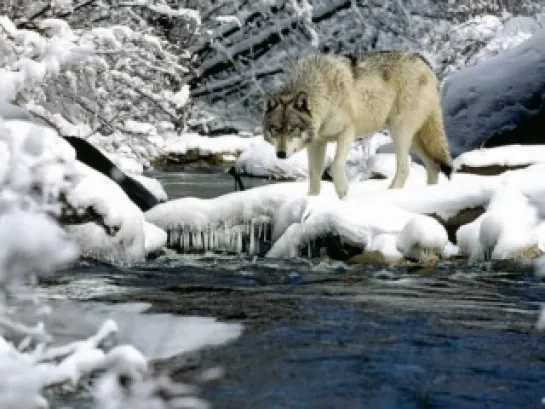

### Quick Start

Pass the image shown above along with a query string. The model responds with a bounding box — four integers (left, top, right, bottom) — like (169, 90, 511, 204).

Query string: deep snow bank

(442, 29, 545, 156)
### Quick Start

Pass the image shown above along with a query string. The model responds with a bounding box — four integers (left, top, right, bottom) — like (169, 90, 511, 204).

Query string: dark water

(46, 169, 545, 409)
(146, 166, 281, 199)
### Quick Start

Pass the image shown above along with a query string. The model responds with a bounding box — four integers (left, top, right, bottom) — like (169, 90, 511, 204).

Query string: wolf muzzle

(276, 151, 287, 159)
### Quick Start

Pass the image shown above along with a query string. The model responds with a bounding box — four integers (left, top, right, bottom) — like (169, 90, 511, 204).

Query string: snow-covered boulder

(145, 143, 545, 265)
(442, 29, 545, 157)
(158, 132, 262, 165)
(234, 140, 316, 180)
(234, 133, 391, 181)
(63, 162, 148, 264)
(2, 119, 166, 264)
(454, 145, 545, 175)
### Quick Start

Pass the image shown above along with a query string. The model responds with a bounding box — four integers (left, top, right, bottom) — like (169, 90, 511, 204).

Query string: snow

(235, 133, 391, 180)
(64, 161, 147, 264)
(2, 119, 166, 264)
(129, 173, 169, 202)
(235, 140, 329, 179)
(163, 132, 261, 160)
(397, 215, 448, 260)
(143, 221, 167, 255)
(0, 115, 241, 409)
(442, 28, 545, 156)
(453, 145, 545, 170)
(457, 186, 540, 261)
(146, 145, 545, 264)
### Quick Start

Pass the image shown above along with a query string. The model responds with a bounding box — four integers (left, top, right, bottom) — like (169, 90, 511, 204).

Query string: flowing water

(43, 168, 545, 409)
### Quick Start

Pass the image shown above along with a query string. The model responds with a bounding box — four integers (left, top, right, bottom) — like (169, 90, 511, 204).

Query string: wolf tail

(416, 107, 453, 179)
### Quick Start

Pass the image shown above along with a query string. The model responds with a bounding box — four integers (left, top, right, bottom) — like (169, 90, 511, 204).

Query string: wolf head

(262, 91, 313, 159)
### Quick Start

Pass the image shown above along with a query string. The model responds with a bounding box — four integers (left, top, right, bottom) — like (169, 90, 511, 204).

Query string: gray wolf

(262, 51, 453, 198)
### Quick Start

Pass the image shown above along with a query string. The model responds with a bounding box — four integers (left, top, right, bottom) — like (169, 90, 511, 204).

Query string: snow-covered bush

(0, 116, 241, 408)
(1, 1, 198, 165)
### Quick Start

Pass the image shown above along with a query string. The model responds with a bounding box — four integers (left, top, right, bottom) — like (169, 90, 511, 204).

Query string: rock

(64, 136, 161, 212)
(453, 145, 545, 176)
(505, 244, 543, 261)
(442, 30, 545, 157)
(456, 164, 529, 176)
(429, 206, 486, 244)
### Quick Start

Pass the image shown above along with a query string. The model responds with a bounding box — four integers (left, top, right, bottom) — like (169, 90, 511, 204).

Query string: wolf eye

(289, 126, 302, 135)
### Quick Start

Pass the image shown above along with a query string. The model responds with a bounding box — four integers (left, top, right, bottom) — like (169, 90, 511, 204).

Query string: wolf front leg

(330, 128, 354, 199)
(306, 141, 327, 196)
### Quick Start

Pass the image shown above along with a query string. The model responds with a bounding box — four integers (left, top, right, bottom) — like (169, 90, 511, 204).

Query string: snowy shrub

(0, 118, 240, 408)
(1, 0, 196, 156)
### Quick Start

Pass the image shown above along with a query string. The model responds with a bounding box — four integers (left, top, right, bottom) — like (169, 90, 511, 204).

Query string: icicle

(198, 230, 203, 250)
(182, 229, 189, 251)
(249, 220, 255, 255)
(236, 230, 242, 253)
(173, 228, 181, 248)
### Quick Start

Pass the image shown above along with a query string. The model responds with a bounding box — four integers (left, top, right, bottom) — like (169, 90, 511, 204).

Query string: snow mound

(457, 185, 540, 261)
(143, 221, 167, 255)
(163, 132, 261, 161)
(397, 215, 448, 260)
(235, 140, 318, 180)
(454, 144, 545, 170)
(64, 162, 147, 264)
(235, 133, 391, 180)
(146, 145, 545, 263)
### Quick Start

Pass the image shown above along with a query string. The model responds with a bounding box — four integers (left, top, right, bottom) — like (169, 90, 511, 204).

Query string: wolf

(262, 51, 453, 199)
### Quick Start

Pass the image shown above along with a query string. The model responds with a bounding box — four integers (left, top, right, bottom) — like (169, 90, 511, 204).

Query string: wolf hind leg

(388, 130, 414, 189)
(307, 141, 327, 196)
(411, 137, 440, 185)
(415, 108, 453, 181)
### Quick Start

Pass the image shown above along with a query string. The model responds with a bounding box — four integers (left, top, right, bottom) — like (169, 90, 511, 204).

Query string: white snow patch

(163, 133, 261, 160)
(397, 215, 448, 260)
(235, 140, 334, 180)
(143, 222, 167, 255)
(454, 145, 545, 170)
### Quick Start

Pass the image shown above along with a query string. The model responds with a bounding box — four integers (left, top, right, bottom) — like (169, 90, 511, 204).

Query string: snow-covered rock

(454, 145, 545, 174)
(234, 133, 391, 180)
(63, 162, 147, 264)
(146, 143, 545, 264)
(442, 29, 545, 156)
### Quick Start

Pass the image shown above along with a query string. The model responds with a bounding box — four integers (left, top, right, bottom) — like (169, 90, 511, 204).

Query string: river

(45, 167, 545, 409)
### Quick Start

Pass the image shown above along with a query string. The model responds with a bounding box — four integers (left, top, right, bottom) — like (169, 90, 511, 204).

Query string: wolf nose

(277, 151, 287, 159)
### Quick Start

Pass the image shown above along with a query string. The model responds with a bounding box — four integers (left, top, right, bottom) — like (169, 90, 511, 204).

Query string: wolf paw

(307, 184, 321, 196)
(335, 185, 348, 199)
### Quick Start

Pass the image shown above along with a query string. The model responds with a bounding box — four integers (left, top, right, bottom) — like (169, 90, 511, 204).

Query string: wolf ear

(264, 94, 279, 113)
(293, 91, 310, 114)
